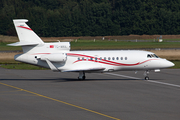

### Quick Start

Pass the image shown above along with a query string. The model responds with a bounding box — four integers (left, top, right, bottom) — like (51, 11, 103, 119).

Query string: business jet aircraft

(8, 19, 174, 80)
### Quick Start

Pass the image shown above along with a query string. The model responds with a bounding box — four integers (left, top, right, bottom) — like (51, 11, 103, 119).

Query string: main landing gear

(144, 70, 149, 80)
(78, 71, 86, 80)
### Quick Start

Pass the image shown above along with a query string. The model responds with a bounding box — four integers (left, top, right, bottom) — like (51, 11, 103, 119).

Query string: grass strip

(71, 40, 180, 50)
(0, 41, 180, 51)
(171, 60, 180, 69)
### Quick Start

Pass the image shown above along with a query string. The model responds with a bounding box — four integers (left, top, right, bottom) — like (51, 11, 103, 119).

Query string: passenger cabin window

(108, 57, 111, 60)
(100, 57, 102, 60)
(78, 57, 80, 60)
(125, 57, 127, 60)
(121, 57, 123, 60)
(112, 57, 115, 60)
(116, 57, 119, 60)
(104, 57, 106, 60)
(95, 57, 98, 61)
(90, 57, 93, 60)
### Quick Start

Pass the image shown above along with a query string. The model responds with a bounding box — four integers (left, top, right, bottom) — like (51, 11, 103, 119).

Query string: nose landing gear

(144, 70, 149, 80)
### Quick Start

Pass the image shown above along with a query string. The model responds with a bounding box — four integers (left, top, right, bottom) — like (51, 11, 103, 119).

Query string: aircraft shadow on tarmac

(0, 78, 141, 82)
(54, 78, 161, 81)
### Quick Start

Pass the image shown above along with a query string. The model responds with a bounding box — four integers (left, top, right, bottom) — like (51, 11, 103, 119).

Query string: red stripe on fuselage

(67, 53, 92, 58)
(67, 53, 158, 66)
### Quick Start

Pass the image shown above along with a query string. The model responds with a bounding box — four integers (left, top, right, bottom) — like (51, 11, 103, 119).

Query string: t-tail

(8, 19, 70, 69)
(8, 19, 44, 52)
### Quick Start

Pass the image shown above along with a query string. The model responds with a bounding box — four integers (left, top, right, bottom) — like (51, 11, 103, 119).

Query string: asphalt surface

(0, 67, 180, 120)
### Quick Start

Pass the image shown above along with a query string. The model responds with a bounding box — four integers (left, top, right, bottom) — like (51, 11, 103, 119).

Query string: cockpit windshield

(147, 54, 159, 58)
(153, 54, 159, 58)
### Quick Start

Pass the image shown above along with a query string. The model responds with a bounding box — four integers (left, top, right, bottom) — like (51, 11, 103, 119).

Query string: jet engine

(40, 53, 67, 62)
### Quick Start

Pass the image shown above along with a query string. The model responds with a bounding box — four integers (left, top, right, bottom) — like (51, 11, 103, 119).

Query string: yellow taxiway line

(0, 82, 120, 120)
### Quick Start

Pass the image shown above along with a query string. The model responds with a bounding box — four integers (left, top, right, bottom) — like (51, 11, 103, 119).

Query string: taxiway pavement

(0, 67, 180, 120)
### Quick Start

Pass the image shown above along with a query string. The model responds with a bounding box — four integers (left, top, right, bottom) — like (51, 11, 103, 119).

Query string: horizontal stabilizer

(8, 42, 39, 46)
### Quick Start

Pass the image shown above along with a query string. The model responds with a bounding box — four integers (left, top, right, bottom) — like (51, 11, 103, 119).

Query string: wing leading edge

(62, 67, 105, 72)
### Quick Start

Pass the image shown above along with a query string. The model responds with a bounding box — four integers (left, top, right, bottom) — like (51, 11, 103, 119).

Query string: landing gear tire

(78, 76, 86, 80)
(145, 76, 149, 80)
(144, 70, 150, 80)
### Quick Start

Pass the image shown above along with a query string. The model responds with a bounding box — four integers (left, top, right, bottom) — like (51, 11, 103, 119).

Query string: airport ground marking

(0, 82, 120, 120)
(147, 80, 180, 88)
(105, 73, 141, 80)
(105, 73, 180, 88)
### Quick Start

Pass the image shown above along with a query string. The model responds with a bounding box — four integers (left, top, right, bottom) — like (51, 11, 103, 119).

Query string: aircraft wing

(62, 61, 105, 72)
(62, 67, 105, 72)
(45, 59, 105, 72)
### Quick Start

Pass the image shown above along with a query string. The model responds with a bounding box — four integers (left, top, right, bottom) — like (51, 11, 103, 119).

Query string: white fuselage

(14, 48, 174, 72)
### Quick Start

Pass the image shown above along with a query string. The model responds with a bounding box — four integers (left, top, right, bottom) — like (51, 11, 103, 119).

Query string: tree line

(1, 0, 180, 37)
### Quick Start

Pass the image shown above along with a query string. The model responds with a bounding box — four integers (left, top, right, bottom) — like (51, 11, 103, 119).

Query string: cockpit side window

(147, 54, 151, 58)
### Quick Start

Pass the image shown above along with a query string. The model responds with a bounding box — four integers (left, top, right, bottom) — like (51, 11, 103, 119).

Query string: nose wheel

(145, 76, 149, 80)
(144, 70, 150, 80)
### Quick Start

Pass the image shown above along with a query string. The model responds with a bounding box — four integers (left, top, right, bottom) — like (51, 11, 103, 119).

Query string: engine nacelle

(40, 53, 67, 62)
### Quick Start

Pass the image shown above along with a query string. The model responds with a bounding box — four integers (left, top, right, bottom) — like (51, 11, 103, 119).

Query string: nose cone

(160, 59, 175, 68)
(169, 61, 175, 67)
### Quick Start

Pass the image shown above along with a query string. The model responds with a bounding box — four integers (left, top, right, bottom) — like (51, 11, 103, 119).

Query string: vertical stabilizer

(13, 19, 44, 44)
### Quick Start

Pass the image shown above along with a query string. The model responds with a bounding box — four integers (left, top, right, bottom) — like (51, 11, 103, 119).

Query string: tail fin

(8, 19, 44, 46)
